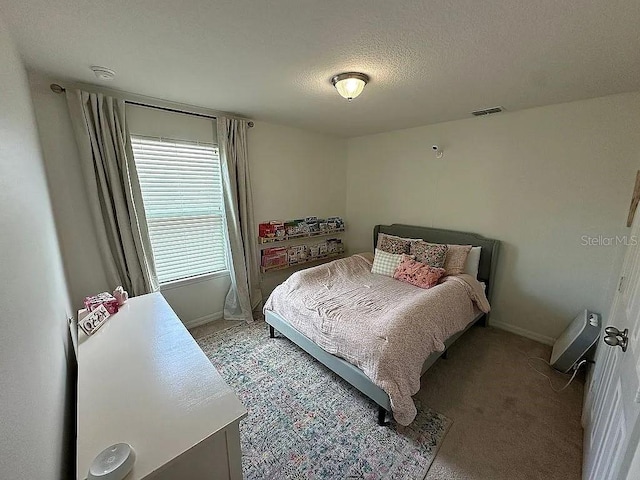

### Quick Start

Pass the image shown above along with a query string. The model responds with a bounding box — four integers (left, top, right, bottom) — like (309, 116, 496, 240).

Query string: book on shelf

(258, 216, 344, 243)
(261, 238, 345, 272)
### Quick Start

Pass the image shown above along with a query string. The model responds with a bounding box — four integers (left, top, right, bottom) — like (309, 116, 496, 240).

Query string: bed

(264, 224, 500, 425)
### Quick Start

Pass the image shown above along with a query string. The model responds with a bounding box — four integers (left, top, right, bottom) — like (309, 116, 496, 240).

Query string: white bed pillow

(371, 249, 406, 277)
(463, 246, 482, 278)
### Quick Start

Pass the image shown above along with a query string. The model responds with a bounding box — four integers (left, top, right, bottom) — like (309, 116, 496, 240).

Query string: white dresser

(77, 293, 246, 479)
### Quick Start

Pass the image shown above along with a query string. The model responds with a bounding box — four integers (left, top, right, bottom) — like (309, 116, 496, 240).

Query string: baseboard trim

(184, 311, 224, 329)
(490, 320, 556, 346)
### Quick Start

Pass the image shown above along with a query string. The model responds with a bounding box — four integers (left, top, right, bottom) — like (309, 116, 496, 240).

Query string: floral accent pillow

(409, 241, 448, 268)
(444, 244, 473, 276)
(371, 249, 412, 277)
(377, 233, 411, 255)
(393, 255, 446, 289)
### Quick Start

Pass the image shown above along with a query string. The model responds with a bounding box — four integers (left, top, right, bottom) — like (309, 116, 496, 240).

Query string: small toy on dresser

(113, 286, 129, 306)
(79, 287, 129, 337)
(84, 292, 120, 315)
(79, 305, 110, 336)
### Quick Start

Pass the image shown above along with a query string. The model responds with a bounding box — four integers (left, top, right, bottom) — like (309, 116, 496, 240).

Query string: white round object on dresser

(87, 443, 136, 480)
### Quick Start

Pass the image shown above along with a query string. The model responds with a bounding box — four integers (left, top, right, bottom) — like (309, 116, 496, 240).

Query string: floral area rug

(197, 321, 451, 480)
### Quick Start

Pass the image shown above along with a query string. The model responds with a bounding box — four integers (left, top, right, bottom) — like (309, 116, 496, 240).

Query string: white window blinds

(131, 135, 227, 285)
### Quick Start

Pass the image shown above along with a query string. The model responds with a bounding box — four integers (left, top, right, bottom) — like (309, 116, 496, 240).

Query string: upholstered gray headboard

(373, 224, 500, 303)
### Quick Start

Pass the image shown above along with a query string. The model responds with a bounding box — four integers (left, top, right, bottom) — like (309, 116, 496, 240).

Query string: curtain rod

(49, 83, 254, 127)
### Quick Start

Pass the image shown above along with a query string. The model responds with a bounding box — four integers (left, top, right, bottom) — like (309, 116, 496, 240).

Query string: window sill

(159, 270, 230, 291)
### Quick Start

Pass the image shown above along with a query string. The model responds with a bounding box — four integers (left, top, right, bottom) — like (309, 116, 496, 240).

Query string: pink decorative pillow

(393, 255, 446, 289)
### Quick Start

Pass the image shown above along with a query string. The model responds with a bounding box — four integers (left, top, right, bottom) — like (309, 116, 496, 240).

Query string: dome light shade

(331, 72, 369, 101)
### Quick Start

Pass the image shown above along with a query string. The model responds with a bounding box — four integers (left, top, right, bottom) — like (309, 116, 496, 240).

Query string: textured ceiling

(3, 0, 640, 137)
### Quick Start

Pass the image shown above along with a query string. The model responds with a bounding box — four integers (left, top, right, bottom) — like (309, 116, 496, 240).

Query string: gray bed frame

(265, 224, 500, 425)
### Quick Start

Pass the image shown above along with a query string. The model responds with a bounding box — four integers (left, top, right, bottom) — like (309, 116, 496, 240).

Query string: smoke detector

(90, 66, 116, 81)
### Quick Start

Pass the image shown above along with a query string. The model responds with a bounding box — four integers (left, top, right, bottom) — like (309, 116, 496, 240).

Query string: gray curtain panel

(66, 90, 158, 296)
(217, 117, 262, 322)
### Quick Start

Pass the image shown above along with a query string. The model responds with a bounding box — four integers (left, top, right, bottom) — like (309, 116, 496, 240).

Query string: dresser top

(77, 293, 246, 479)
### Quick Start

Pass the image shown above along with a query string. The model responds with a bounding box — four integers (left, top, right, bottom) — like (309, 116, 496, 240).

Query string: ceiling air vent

(471, 106, 503, 117)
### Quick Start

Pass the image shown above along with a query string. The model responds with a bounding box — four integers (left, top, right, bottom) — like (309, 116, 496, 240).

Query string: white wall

(248, 122, 347, 223)
(126, 103, 218, 143)
(0, 22, 73, 479)
(247, 121, 347, 296)
(29, 75, 110, 307)
(346, 92, 640, 342)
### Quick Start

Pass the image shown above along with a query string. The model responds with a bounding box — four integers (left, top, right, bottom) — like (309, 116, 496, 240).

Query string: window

(131, 135, 227, 285)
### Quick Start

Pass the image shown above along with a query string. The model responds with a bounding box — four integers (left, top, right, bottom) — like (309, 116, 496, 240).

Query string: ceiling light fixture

(91, 65, 116, 81)
(331, 72, 369, 101)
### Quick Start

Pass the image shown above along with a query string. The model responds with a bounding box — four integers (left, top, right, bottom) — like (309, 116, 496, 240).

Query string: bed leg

(478, 314, 488, 327)
(269, 324, 275, 338)
(377, 406, 390, 426)
(441, 349, 448, 360)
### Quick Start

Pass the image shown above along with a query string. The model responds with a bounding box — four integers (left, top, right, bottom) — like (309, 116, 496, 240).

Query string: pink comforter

(264, 253, 490, 425)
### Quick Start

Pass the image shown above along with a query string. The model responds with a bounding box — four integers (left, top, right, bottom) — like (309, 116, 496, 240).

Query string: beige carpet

(421, 325, 584, 480)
